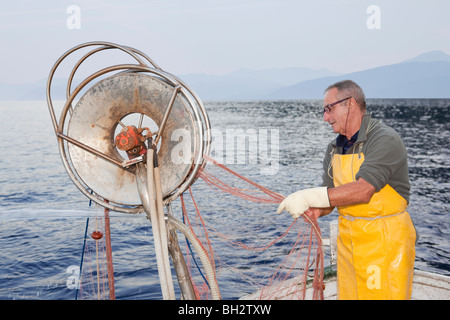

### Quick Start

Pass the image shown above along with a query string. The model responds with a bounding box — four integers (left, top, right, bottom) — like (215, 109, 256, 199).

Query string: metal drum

(47, 42, 211, 213)
(68, 72, 198, 205)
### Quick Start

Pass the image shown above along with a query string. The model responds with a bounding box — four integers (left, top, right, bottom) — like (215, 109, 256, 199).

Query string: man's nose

(323, 111, 330, 121)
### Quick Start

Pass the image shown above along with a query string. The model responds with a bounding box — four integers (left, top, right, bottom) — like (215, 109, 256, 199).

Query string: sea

(0, 98, 448, 300)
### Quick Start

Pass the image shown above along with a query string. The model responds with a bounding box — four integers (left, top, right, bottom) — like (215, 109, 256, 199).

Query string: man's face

(323, 88, 350, 135)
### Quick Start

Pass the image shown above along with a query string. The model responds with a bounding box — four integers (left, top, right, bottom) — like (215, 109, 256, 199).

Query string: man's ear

(349, 97, 358, 112)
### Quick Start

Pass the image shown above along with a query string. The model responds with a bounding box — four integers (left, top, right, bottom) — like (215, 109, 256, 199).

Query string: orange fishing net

(77, 209, 115, 300)
(76, 155, 324, 300)
(179, 155, 324, 300)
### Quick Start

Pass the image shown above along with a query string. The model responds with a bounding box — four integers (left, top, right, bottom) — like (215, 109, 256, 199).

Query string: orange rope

(181, 155, 325, 300)
(201, 155, 284, 202)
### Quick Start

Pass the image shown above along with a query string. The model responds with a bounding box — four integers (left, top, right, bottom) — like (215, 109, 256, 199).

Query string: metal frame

(46, 42, 211, 213)
(46, 42, 221, 300)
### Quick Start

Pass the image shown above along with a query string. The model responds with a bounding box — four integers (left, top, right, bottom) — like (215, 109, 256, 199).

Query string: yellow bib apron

(332, 152, 416, 300)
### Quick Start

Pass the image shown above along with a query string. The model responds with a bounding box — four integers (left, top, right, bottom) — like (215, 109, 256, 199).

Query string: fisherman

(277, 80, 417, 300)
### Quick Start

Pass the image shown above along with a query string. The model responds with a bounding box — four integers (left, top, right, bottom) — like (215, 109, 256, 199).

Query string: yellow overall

(332, 152, 416, 300)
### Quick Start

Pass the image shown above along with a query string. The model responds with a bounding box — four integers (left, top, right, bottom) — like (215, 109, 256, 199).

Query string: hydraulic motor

(115, 125, 150, 159)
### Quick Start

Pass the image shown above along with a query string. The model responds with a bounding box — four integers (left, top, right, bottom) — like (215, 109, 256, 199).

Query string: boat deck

(241, 268, 450, 300)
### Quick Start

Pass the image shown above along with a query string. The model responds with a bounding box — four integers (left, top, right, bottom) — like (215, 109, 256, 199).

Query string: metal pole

(135, 158, 174, 300)
(146, 150, 174, 300)
(151, 146, 176, 299)
(166, 203, 197, 300)
(154, 85, 180, 146)
(104, 207, 116, 300)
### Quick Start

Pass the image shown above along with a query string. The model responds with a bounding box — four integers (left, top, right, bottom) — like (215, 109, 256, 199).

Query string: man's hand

(277, 187, 331, 219)
(304, 208, 322, 221)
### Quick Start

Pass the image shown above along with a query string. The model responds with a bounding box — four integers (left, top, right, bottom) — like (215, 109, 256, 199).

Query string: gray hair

(325, 80, 366, 111)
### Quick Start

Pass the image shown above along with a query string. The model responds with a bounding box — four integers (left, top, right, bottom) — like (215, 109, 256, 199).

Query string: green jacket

(322, 113, 411, 204)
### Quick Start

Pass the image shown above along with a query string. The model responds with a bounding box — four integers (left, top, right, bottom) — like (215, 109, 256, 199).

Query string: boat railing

(321, 220, 338, 266)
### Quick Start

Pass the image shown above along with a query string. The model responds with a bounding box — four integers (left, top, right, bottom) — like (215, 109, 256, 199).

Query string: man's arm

(304, 177, 375, 220)
(328, 177, 375, 207)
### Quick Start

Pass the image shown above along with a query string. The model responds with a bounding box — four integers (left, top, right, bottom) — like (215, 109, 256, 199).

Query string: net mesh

(77, 209, 115, 300)
(178, 155, 324, 300)
(76, 156, 324, 300)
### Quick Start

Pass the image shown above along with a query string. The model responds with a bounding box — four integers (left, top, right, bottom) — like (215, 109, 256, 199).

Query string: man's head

(323, 80, 366, 138)
(325, 80, 366, 112)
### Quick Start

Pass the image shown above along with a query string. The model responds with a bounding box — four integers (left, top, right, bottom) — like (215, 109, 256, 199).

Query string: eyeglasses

(323, 96, 352, 114)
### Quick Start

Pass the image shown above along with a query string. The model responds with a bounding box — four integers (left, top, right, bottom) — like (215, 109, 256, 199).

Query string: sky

(1, 0, 449, 84)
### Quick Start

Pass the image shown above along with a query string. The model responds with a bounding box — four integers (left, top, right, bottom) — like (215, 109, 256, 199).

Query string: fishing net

(178, 155, 324, 300)
(76, 209, 115, 300)
(75, 155, 324, 300)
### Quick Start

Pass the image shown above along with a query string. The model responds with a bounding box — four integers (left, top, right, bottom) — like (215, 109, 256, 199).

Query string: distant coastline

(1, 51, 450, 101)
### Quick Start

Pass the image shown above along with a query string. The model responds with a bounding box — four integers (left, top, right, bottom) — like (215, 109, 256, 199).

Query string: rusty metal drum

(67, 72, 199, 206)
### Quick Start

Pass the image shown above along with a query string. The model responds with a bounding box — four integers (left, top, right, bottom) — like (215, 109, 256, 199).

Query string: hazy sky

(1, 0, 449, 84)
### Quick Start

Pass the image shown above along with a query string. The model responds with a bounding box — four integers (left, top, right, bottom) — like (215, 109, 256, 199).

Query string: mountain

(179, 67, 340, 100)
(402, 50, 450, 63)
(225, 67, 340, 86)
(1, 51, 450, 100)
(177, 72, 283, 101)
(0, 67, 338, 101)
(266, 51, 450, 99)
(0, 78, 72, 101)
(267, 60, 450, 99)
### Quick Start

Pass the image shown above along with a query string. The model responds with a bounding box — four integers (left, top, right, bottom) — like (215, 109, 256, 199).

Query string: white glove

(277, 187, 330, 219)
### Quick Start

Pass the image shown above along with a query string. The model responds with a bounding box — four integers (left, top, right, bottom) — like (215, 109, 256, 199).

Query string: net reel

(46, 42, 219, 299)
(46, 41, 211, 213)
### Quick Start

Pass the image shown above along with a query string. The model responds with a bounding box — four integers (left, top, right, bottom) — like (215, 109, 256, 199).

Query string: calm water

(0, 99, 448, 299)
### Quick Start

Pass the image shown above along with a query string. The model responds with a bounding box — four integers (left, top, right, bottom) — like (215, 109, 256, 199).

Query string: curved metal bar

(65, 42, 163, 100)
(167, 72, 212, 172)
(66, 45, 112, 101)
(47, 42, 148, 133)
(59, 64, 146, 136)
(123, 45, 162, 70)
(162, 81, 211, 203)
